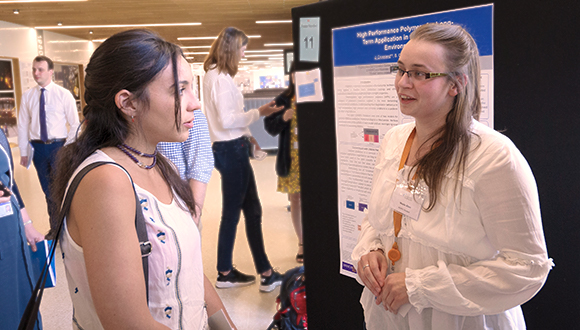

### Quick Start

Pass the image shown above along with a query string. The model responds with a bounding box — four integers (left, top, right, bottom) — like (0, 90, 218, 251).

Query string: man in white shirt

(17, 55, 80, 238)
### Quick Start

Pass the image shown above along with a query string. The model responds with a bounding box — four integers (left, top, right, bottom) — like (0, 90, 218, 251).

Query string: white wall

(0, 20, 93, 95)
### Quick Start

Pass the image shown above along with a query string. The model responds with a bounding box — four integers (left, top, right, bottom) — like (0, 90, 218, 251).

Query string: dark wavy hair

(282, 62, 295, 99)
(52, 29, 196, 217)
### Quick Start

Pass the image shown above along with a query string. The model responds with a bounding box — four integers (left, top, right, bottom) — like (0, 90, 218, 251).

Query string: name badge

(389, 185, 424, 221)
(0, 201, 14, 218)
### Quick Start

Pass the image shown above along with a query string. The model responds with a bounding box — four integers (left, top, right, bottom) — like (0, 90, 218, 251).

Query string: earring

(131, 115, 135, 123)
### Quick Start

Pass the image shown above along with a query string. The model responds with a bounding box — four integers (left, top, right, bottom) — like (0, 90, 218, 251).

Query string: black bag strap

(18, 161, 151, 330)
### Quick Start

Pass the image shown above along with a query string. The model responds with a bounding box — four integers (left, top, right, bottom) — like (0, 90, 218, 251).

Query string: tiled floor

(11, 140, 301, 330)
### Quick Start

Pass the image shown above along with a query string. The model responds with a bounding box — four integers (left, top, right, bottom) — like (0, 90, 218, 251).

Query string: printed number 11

(304, 36, 314, 49)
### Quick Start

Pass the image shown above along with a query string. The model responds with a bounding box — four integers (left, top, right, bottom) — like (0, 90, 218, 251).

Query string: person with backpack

(52, 29, 236, 329)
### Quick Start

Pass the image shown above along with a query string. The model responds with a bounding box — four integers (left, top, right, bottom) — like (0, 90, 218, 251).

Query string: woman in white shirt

(52, 29, 236, 329)
(203, 27, 284, 292)
(353, 23, 552, 330)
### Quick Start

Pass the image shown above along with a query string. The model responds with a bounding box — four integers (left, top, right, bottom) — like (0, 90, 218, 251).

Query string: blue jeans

(213, 137, 272, 274)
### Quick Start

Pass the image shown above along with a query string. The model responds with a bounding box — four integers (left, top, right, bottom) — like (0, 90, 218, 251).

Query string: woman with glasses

(352, 23, 552, 329)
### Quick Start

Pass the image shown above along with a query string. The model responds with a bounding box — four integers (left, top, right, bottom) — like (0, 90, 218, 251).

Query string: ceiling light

(183, 52, 209, 55)
(57, 22, 63, 26)
(180, 45, 211, 49)
(256, 20, 292, 24)
(264, 43, 293, 47)
(91, 39, 106, 42)
(89, 30, 93, 34)
(13, 9, 19, 14)
(1, 0, 87, 3)
(178, 35, 260, 41)
(245, 50, 283, 53)
(244, 54, 281, 58)
(35, 22, 201, 29)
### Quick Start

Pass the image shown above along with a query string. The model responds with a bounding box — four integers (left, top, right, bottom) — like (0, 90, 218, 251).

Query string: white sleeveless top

(60, 150, 208, 329)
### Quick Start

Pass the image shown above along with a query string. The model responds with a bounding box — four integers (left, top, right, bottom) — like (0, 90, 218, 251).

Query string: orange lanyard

(388, 128, 417, 267)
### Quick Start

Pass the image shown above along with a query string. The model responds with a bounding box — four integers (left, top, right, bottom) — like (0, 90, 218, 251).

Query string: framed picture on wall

(53, 62, 84, 119)
(0, 59, 17, 134)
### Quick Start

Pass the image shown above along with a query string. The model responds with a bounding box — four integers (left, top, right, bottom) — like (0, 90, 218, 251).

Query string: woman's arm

(264, 108, 290, 137)
(264, 95, 291, 136)
(204, 274, 237, 330)
(404, 141, 552, 316)
(212, 76, 260, 129)
(68, 165, 169, 329)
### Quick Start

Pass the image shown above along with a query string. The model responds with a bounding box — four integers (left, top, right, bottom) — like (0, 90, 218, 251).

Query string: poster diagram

(332, 4, 494, 278)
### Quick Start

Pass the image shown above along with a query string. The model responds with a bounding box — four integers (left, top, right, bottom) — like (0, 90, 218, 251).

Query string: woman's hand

(258, 100, 284, 117)
(25, 224, 45, 252)
(376, 272, 409, 314)
(248, 136, 262, 152)
(282, 108, 295, 122)
(357, 249, 388, 297)
(21, 208, 44, 252)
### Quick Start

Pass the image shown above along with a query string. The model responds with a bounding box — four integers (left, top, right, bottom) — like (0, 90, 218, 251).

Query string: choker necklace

(117, 143, 157, 169)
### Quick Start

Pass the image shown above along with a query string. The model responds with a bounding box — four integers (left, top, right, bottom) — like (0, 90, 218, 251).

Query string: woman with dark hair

(264, 66, 303, 263)
(203, 26, 284, 291)
(353, 23, 551, 329)
(53, 29, 235, 329)
(0, 129, 44, 330)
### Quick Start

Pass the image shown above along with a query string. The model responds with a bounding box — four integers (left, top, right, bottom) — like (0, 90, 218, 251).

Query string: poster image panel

(53, 63, 81, 100)
(0, 59, 15, 91)
(332, 4, 494, 278)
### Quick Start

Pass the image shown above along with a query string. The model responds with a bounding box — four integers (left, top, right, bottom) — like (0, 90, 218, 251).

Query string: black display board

(292, 1, 579, 329)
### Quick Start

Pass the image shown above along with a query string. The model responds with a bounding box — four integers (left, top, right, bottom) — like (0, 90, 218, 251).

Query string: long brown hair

(52, 29, 196, 218)
(410, 23, 482, 210)
(203, 27, 248, 76)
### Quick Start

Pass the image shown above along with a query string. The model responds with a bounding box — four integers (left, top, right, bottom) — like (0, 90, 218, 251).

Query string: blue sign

(298, 82, 316, 97)
(346, 200, 355, 209)
(333, 5, 493, 67)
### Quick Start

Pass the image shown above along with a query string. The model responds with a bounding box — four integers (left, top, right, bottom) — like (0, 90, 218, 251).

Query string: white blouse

(352, 120, 552, 330)
(60, 151, 208, 330)
(203, 67, 259, 142)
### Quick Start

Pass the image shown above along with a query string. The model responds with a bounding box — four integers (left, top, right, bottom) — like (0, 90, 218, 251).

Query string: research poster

(332, 4, 494, 278)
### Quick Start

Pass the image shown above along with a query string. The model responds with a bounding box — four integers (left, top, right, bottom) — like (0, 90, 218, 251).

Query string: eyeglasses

(392, 66, 449, 81)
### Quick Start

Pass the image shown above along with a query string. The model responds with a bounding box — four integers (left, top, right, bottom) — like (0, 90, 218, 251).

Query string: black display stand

(292, 1, 579, 329)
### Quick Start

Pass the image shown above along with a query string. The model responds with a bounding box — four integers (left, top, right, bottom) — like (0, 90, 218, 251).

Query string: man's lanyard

(388, 128, 417, 267)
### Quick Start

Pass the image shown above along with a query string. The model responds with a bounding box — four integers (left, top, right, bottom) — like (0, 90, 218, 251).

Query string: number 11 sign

(299, 17, 320, 62)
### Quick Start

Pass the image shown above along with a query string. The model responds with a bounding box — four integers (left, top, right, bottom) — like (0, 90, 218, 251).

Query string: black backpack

(267, 266, 307, 330)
